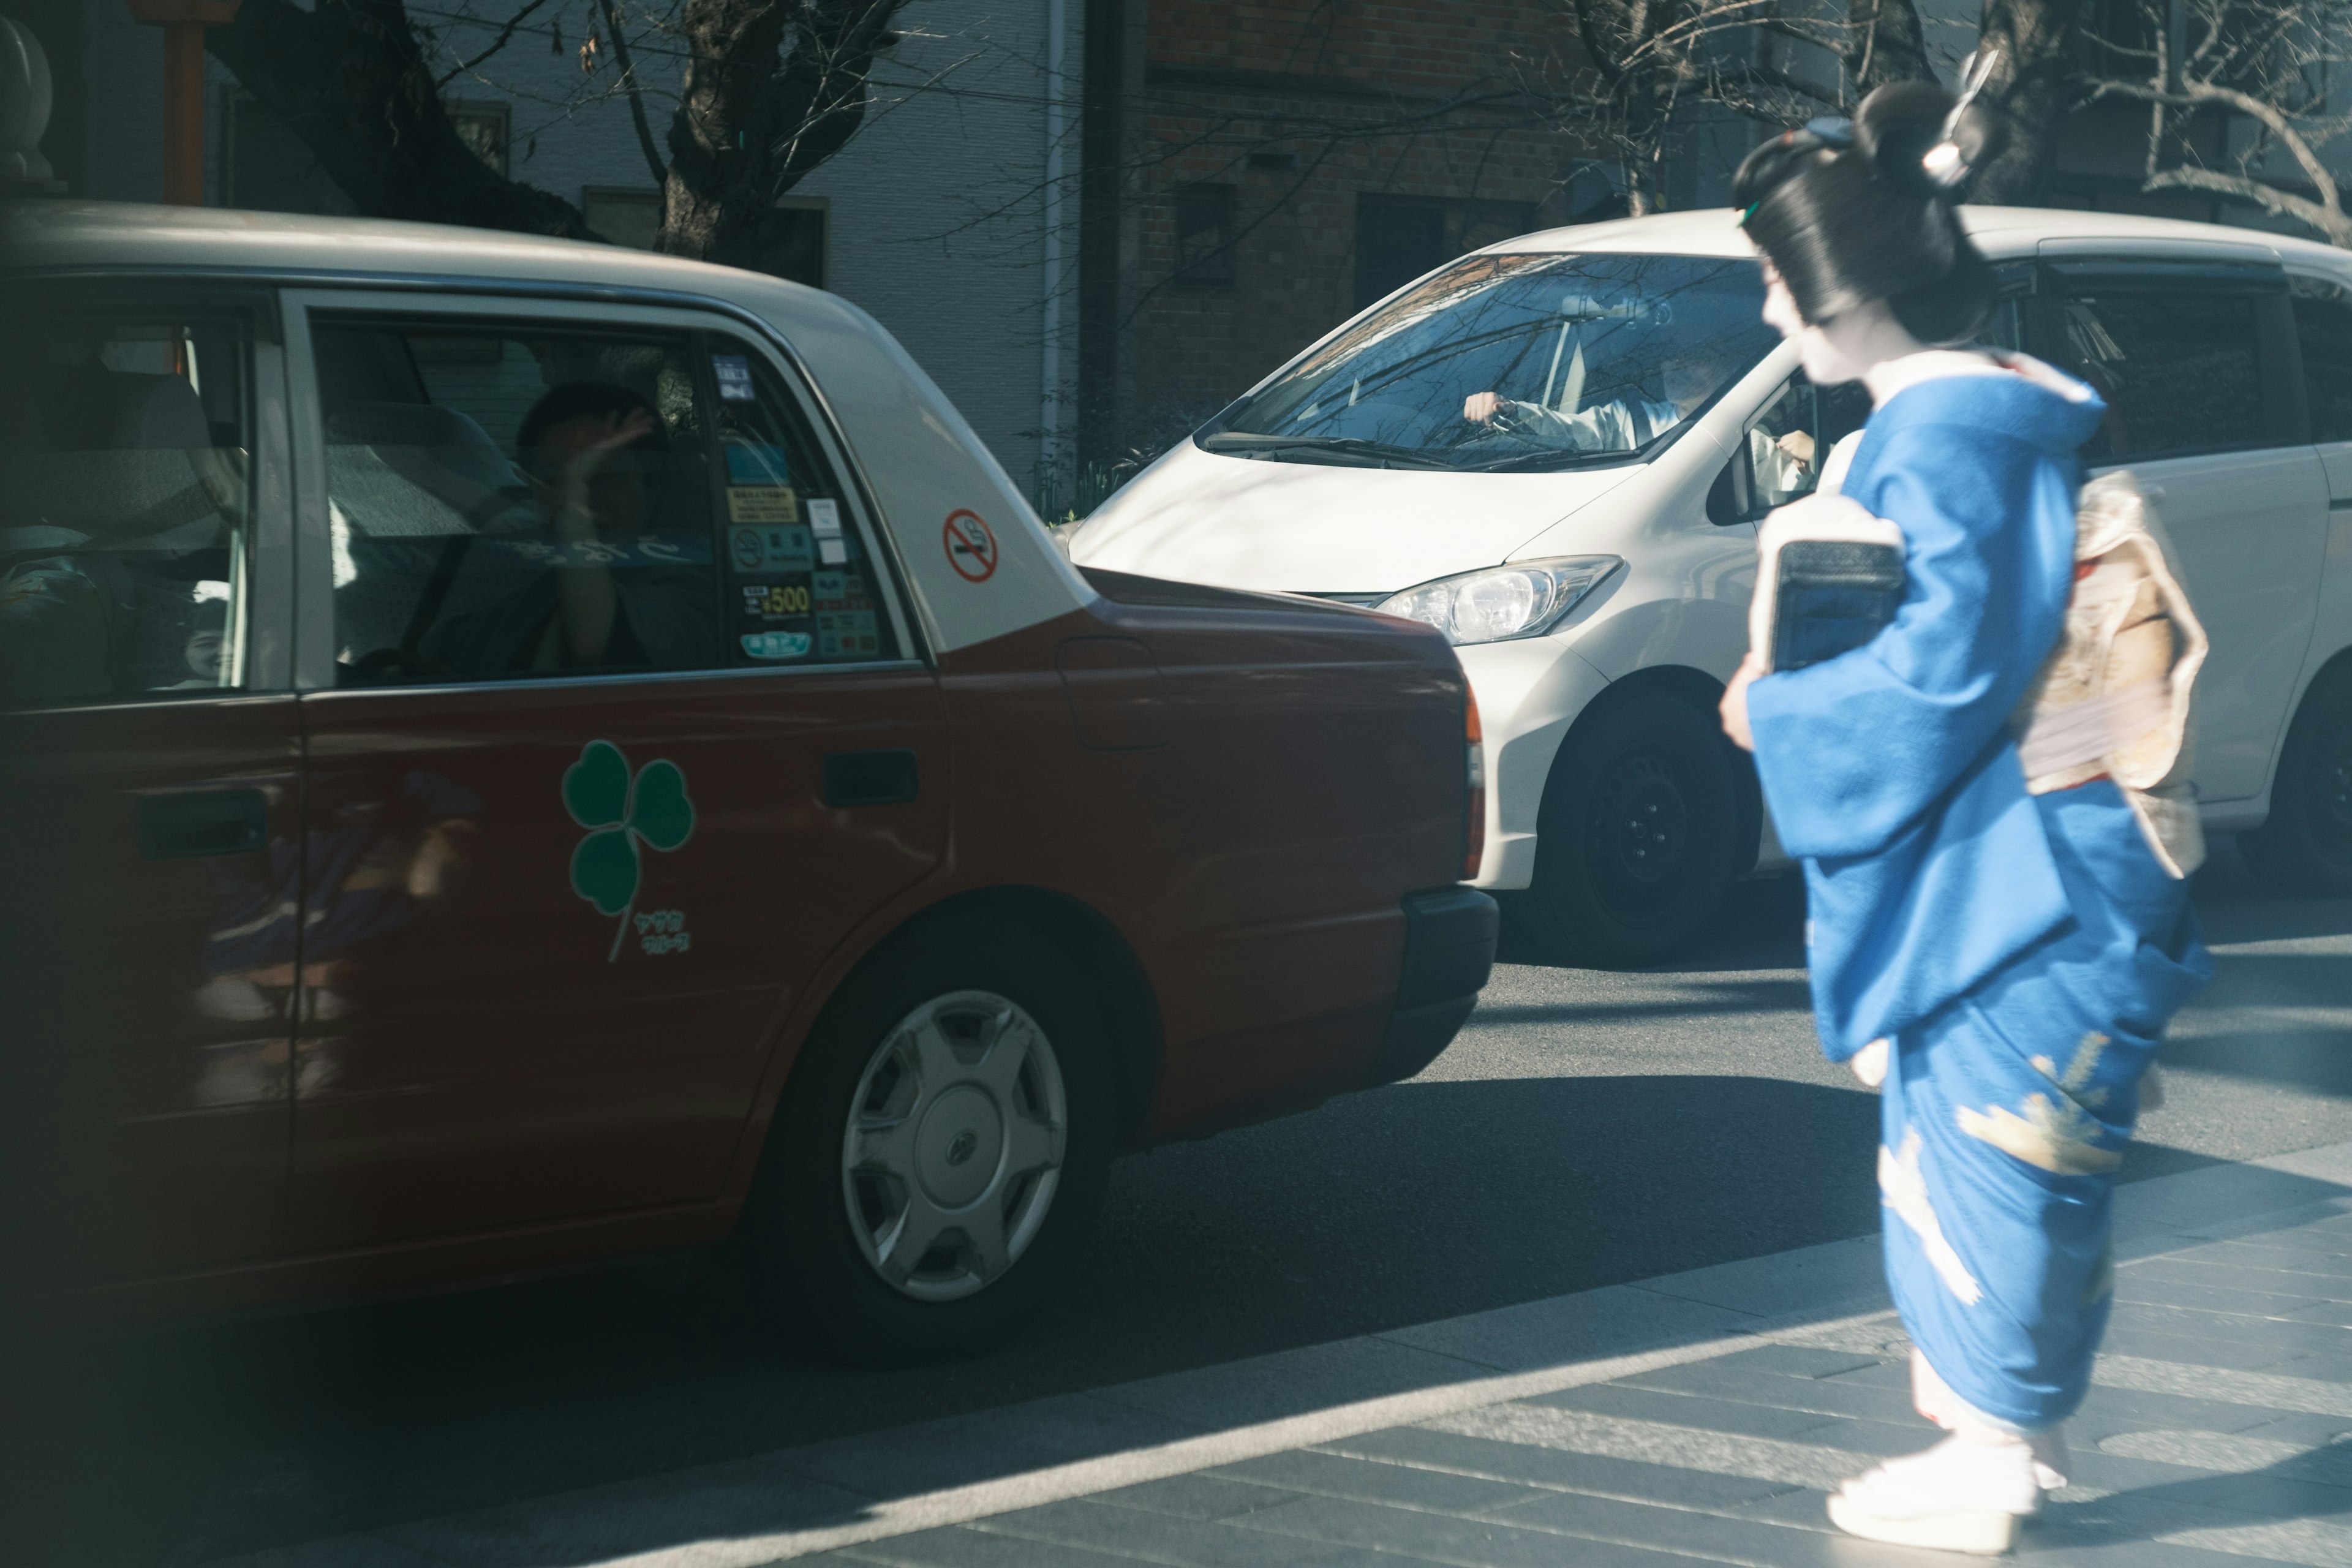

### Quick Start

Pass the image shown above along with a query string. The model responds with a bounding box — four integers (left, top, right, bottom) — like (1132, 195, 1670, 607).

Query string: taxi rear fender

(729, 886, 1166, 1202)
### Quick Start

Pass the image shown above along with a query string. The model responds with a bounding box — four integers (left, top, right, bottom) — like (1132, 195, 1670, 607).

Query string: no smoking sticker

(943, 510, 998, 582)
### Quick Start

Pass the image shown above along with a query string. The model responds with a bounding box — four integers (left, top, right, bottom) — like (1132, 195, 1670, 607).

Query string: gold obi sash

(2010, 471, 2209, 878)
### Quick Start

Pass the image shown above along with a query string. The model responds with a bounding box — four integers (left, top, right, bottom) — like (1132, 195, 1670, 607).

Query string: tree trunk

(208, 0, 598, 240)
(659, 0, 910, 263)
(1844, 0, 1934, 96)
(1971, 0, 2082, 204)
(659, 0, 796, 263)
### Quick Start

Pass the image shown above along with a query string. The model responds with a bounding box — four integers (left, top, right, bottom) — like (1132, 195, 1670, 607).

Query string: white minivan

(1074, 207, 2352, 964)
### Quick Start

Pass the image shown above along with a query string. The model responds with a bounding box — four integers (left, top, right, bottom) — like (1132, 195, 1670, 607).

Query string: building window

(584, 187, 664, 251)
(755, 200, 827, 290)
(1355, 196, 1537, 311)
(1173, 184, 1237, 285)
(445, 101, 511, 178)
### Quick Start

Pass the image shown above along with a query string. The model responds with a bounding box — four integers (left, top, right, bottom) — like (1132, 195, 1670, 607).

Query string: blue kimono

(1746, 371, 2212, 1432)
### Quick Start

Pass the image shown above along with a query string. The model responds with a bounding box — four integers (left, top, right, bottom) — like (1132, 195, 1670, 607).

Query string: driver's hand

(1462, 391, 1504, 424)
(1775, 431, 1817, 470)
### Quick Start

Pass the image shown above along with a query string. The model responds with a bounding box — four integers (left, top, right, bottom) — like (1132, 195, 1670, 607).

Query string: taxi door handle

(138, 788, 269, 860)
(822, 749, 919, 809)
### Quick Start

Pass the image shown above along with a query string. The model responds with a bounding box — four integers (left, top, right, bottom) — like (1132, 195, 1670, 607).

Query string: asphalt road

(59, 842, 2352, 1565)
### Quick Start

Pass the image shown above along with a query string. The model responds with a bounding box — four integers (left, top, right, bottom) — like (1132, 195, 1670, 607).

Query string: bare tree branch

(2077, 0, 2352, 249)
(596, 0, 671, 187)
(2146, 164, 2352, 244)
(434, 0, 556, 88)
(2092, 75, 2344, 224)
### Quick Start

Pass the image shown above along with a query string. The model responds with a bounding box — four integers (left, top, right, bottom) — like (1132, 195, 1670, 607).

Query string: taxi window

(706, 337, 901, 666)
(312, 315, 898, 686)
(0, 298, 255, 710)
(315, 318, 718, 685)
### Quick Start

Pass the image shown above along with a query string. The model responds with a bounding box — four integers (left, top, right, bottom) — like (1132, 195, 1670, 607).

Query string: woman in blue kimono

(1717, 83, 2212, 1554)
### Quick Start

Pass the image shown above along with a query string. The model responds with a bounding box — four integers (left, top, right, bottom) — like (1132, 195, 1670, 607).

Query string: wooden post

(126, 1, 240, 206)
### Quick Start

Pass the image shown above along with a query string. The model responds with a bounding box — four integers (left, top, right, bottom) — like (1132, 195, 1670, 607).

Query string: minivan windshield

(1206, 252, 1774, 472)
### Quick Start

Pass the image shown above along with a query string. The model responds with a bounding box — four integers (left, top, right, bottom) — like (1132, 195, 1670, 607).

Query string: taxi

(0, 203, 1496, 1363)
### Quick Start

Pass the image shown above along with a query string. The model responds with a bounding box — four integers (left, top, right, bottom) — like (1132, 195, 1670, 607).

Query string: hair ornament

(1921, 50, 2001, 190)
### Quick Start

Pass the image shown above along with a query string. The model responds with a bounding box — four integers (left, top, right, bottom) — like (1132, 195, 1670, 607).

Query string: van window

(0, 298, 254, 709)
(2058, 286, 2266, 461)
(1208, 252, 1774, 473)
(312, 317, 897, 685)
(1749, 379, 1872, 510)
(2292, 276, 2352, 445)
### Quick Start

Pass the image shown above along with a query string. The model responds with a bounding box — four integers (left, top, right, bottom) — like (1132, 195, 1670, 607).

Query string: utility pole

(126, 0, 240, 205)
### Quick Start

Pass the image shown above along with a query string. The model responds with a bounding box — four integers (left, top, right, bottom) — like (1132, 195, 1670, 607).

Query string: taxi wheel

(1514, 696, 1736, 969)
(2241, 663, 2352, 896)
(746, 918, 1115, 1366)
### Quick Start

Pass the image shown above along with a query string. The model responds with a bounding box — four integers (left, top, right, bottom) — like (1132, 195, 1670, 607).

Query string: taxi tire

(2240, 662, 2352, 896)
(1513, 695, 1737, 969)
(745, 917, 1115, 1366)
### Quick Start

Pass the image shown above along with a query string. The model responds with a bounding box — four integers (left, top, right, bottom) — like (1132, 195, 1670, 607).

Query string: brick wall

(1118, 0, 1580, 456)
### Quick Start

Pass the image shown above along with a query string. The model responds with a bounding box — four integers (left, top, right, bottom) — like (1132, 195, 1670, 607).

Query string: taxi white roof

(1, 200, 1099, 658)
(2, 199, 802, 301)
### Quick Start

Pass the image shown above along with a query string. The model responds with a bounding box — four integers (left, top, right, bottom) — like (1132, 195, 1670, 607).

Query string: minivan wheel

(2239, 664, 2352, 896)
(1512, 696, 1737, 968)
(743, 917, 1114, 1365)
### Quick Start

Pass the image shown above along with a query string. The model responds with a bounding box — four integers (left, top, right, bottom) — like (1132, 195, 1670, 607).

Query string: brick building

(1076, 1, 1596, 481)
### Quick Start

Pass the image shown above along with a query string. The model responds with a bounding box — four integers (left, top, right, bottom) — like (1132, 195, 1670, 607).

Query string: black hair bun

(1853, 80, 2010, 200)
(1855, 82, 1956, 197)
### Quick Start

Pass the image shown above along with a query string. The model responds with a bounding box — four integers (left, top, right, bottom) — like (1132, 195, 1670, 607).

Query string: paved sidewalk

(222, 1143, 2352, 1568)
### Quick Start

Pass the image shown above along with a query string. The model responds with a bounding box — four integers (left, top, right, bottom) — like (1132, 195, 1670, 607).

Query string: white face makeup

(1760, 264, 1868, 386)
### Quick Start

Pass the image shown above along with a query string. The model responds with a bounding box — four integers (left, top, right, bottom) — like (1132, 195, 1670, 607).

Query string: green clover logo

(564, 740, 695, 960)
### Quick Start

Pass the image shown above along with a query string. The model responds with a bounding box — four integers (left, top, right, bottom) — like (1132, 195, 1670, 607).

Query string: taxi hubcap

(840, 990, 1066, 1302)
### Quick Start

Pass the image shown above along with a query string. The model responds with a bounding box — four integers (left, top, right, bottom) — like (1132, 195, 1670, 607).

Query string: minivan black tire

(741, 914, 1115, 1366)
(1510, 695, 1739, 968)
(2239, 662, 2352, 897)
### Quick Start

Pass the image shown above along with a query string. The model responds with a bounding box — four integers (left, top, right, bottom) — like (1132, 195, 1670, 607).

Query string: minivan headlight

(1378, 557, 1622, 646)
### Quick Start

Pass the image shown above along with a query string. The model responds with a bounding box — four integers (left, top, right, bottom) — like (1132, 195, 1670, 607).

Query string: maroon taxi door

(0, 284, 300, 1291)
(5, 702, 303, 1285)
(282, 292, 948, 1256)
(291, 677, 946, 1250)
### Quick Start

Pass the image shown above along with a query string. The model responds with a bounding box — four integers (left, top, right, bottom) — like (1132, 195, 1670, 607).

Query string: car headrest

(325, 402, 524, 489)
(102, 372, 212, 451)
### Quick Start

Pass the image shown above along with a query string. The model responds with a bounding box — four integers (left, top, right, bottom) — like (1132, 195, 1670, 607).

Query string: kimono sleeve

(1745, 422, 2076, 862)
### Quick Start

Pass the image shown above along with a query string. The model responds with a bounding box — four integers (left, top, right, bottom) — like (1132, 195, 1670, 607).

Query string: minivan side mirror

(1707, 443, 1756, 526)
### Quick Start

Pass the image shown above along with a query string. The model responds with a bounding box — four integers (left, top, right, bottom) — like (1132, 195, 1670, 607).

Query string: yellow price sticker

(727, 487, 801, 524)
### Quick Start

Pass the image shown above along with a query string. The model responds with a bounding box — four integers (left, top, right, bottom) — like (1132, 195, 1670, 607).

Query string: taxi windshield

(1205, 252, 1774, 473)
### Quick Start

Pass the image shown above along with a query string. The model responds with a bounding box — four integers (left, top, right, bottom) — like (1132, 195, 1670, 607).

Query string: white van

(1073, 208, 2352, 964)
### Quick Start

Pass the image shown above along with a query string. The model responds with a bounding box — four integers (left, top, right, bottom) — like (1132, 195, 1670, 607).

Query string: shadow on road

(86, 1073, 1894, 1563)
(59, 840, 2352, 1566)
